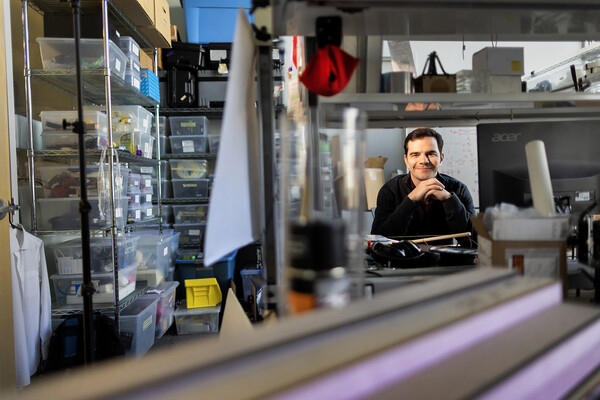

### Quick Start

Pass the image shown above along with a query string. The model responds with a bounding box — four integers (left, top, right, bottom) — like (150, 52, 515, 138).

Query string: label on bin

(144, 178, 152, 187)
(57, 257, 83, 274)
(164, 246, 169, 256)
(135, 209, 141, 220)
(181, 122, 197, 128)
(115, 58, 121, 72)
(134, 194, 140, 203)
(140, 166, 153, 174)
(142, 315, 153, 331)
(182, 140, 195, 153)
(145, 194, 152, 203)
(146, 208, 153, 217)
(115, 208, 123, 218)
(189, 229, 200, 236)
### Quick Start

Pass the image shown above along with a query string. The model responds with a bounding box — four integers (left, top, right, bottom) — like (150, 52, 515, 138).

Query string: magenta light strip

(478, 317, 600, 400)
(270, 283, 562, 400)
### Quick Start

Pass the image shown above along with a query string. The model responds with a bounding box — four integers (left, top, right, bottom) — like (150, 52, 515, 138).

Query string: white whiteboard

(436, 126, 480, 209)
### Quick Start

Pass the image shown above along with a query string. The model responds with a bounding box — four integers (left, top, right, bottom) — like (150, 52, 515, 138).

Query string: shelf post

(101, 0, 120, 330)
(256, 40, 280, 312)
(21, 0, 36, 232)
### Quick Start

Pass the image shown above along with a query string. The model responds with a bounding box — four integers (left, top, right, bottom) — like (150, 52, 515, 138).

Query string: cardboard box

(171, 25, 179, 42)
(487, 75, 523, 93)
(472, 47, 524, 76)
(414, 74, 456, 93)
(140, 48, 155, 71)
(471, 213, 567, 296)
(364, 157, 387, 211)
(139, 0, 172, 48)
(113, 0, 154, 26)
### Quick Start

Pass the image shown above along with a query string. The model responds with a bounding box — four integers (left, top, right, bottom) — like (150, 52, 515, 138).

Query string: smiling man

(371, 128, 476, 245)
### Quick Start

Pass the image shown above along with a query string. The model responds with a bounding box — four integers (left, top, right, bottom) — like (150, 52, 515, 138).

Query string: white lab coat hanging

(10, 225, 52, 387)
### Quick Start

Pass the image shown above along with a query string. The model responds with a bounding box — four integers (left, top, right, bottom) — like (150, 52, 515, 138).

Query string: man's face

(404, 137, 444, 183)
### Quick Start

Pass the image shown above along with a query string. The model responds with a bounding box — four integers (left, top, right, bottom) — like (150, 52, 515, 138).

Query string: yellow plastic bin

(185, 278, 222, 308)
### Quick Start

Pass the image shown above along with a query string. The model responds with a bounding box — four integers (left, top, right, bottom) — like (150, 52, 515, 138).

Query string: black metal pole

(71, 0, 94, 365)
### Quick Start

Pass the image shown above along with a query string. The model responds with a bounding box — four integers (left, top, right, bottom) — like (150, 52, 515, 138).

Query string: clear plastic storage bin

(151, 178, 172, 199)
(152, 116, 168, 136)
(119, 297, 158, 357)
(125, 56, 141, 75)
(168, 116, 208, 136)
(134, 234, 173, 286)
(172, 204, 209, 224)
(37, 196, 128, 230)
(41, 130, 109, 151)
(37, 164, 129, 198)
(50, 262, 139, 305)
(171, 179, 209, 198)
(141, 188, 153, 204)
(125, 71, 141, 90)
(54, 235, 139, 274)
(112, 105, 154, 134)
(153, 204, 173, 223)
(127, 188, 141, 205)
(113, 131, 154, 158)
(207, 134, 220, 154)
(140, 204, 154, 221)
(37, 37, 127, 79)
(169, 159, 208, 179)
(144, 281, 179, 338)
(173, 223, 206, 244)
(119, 36, 140, 60)
(169, 135, 207, 154)
(130, 161, 169, 179)
(154, 134, 170, 156)
(128, 203, 142, 222)
(140, 174, 153, 190)
(128, 173, 141, 191)
(40, 110, 108, 132)
(174, 301, 220, 334)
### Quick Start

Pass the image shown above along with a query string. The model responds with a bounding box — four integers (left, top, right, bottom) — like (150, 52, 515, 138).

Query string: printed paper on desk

(204, 9, 261, 266)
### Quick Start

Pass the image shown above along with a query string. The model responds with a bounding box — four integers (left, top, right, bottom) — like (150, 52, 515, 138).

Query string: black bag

(46, 312, 125, 371)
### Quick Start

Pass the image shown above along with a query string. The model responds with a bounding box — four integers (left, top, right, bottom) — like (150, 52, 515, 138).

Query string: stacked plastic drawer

(37, 37, 127, 80)
(50, 235, 140, 305)
(141, 68, 160, 103)
(127, 172, 143, 223)
(119, 36, 141, 91)
(111, 105, 155, 159)
(39, 110, 108, 151)
(172, 204, 209, 245)
(36, 162, 130, 230)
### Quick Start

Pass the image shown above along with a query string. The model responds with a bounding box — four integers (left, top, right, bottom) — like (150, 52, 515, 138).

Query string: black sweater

(371, 173, 476, 241)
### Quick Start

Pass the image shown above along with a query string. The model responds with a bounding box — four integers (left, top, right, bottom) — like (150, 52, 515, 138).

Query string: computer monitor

(477, 119, 600, 219)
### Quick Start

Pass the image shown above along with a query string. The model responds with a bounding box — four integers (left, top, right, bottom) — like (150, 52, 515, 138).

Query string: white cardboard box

(472, 47, 524, 76)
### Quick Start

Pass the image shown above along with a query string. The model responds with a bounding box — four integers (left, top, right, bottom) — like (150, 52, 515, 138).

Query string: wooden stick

(411, 232, 472, 244)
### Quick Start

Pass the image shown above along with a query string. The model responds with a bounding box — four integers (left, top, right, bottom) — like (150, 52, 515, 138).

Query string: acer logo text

(491, 133, 521, 142)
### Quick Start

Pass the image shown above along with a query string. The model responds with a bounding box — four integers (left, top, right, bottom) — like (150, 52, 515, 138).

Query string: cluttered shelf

(27, 0, 154, 49)
(160, 153, 216, 160)
(158, 198, 209, 204)
(319, 92, 600, 128)
(31, 70, 157, 107)
(50, 287, 150, 317)
(35, 149, 160, 165)
(272, 0, 600, 40)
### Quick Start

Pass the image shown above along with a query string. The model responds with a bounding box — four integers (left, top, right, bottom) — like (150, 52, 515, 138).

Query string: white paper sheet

(204, 9, 261, 266)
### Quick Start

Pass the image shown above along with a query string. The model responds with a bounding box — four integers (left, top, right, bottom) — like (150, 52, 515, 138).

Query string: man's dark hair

(404, 128, 444, 155)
